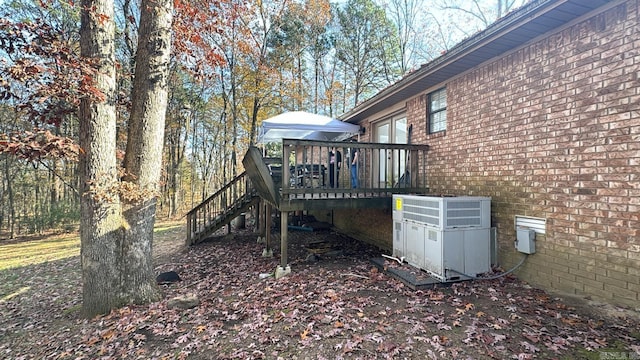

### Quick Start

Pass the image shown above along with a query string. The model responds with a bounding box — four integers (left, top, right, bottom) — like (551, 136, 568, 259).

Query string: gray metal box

(516, 228, 536, 254)
(392, 195, 492, 282)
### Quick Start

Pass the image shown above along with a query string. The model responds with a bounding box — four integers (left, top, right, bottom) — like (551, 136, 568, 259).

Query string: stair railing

(186, 171, 255, 244)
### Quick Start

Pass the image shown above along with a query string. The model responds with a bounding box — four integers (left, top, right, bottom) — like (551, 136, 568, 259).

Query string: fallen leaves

(561, 316, 582, 325)
(1, 228, 640, 359)
(195, 325, 206, 333)
(520, 340, 540, 353)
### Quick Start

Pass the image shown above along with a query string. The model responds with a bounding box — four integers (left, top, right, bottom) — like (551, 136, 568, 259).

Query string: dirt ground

(1, 219, 639, 359)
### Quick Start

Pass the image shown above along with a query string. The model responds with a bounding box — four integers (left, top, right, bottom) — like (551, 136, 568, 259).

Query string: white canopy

(257, 111, 360, 143)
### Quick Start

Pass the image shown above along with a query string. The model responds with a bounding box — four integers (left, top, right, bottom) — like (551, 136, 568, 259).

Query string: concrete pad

(274, 265, 291, 279)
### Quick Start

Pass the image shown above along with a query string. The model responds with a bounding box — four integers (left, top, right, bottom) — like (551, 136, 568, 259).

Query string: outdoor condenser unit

(392, 195, 491, 282)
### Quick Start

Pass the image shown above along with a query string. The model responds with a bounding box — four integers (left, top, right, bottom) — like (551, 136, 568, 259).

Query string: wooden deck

(189, 139, 430, 270)
(261, 139, 429, 269)
(262, 139, 430, 211)
(279, 191, 392, 211)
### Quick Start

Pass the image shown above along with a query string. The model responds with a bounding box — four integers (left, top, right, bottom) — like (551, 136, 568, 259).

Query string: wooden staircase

(186, 171, 259, 245)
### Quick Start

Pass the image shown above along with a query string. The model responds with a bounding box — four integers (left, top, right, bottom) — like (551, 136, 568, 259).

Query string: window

(428, 88, 447, 133)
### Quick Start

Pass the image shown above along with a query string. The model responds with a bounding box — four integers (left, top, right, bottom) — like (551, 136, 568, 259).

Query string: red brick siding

(338, 1, 640, 308)
(306, 207, 391, 252)
(336, 208, 391, 251)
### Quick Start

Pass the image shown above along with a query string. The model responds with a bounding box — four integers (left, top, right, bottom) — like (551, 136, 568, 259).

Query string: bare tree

(438, 0, 529, 35)
(383, 0, 426, 74)
(335, 0, 401, 107)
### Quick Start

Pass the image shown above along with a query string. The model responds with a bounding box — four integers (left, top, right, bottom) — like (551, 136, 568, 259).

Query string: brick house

(331, 0, 639, 308)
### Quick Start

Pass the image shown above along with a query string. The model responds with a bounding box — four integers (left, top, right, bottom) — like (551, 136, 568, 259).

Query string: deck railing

(272, 139, 429, 200)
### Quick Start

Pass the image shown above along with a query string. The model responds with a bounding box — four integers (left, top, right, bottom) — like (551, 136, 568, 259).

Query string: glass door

(374, 116, 407, 188)
(394, 118, 408, 186)
(375, 122, 390, 187)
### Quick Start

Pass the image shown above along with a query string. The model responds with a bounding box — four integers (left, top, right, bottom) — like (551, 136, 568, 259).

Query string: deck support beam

(262, 203, 273, 257)
(280, 210, 288, 267)
(255, 201, 261, 235)
(274, 210, 291, 279)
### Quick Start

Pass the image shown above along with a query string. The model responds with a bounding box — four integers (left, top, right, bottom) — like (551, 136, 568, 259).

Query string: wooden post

(255, 200, 261, 233)
(265, 204, 271, 251)
(280, 210, 288, 268)
(283, 144, 291, 189)
(260, 200, 266, 236)
(186, 213, 192, 245)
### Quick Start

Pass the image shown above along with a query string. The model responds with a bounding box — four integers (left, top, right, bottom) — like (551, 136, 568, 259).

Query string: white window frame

(428, 87, 447, 134)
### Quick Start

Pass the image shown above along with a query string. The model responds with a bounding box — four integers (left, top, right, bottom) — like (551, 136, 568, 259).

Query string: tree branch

(36, 159, 79, 195)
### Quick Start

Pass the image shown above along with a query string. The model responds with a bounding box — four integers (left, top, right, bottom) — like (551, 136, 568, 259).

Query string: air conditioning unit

(392, 195, 491, 282)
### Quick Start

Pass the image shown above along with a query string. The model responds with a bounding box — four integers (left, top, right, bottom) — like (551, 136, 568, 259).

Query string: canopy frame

(257, 111, 360, 143)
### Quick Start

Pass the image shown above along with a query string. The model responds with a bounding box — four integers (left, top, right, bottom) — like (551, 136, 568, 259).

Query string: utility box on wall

(392, 195, 492, 282)
(516, 228, 536, 254)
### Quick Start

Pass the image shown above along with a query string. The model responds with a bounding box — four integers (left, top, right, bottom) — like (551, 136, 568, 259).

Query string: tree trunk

(49, 160, 59, 228)
(314, 56, 319, 114)
(249, 94, 259, 147)
(166, 112, 186, 218)
(121, 0, 173, 303)
(34, 173, 41, 233)
(4, 157, 15, 238)
(79, 0, 123, 316)
(297, 54, 303, 109)
(79, 0, 172, 317)
(0, 159, 4, 232)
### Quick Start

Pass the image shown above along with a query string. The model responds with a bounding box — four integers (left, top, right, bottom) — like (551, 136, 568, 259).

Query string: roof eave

(340, 0, 613, 123)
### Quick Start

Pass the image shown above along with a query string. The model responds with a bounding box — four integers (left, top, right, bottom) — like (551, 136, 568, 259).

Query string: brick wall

(309, 208, 392, 252)
(333, 208, 392, 251)
(338, 1, 640, 308)
(422, 1, 638, 308)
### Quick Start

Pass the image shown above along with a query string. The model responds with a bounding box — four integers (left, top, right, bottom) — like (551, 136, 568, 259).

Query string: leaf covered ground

(1, 221, 639, 359)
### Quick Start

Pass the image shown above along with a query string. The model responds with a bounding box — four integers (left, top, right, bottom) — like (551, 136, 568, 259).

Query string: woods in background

(0, 0, 528, 236)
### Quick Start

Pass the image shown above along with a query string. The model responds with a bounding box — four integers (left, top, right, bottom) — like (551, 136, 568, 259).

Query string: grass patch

(563, 340, 636, 360)
(1, 286, 31, 302)
(153, 222, 183, 236)
(0, 222, 184, 271)
(62, 304, 82, 316)
(0, 234, 80, 271)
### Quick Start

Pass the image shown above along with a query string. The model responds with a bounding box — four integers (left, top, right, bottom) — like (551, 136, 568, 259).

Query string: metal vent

(405, 198, 439, 210)
(448, 201, 480, 209)
(515, 215, 546, 234)
(404, 212, 439, 226)
(446, 209, 481, 226)
(446, 200, 482, 227)
(403, 198, 440, 226)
